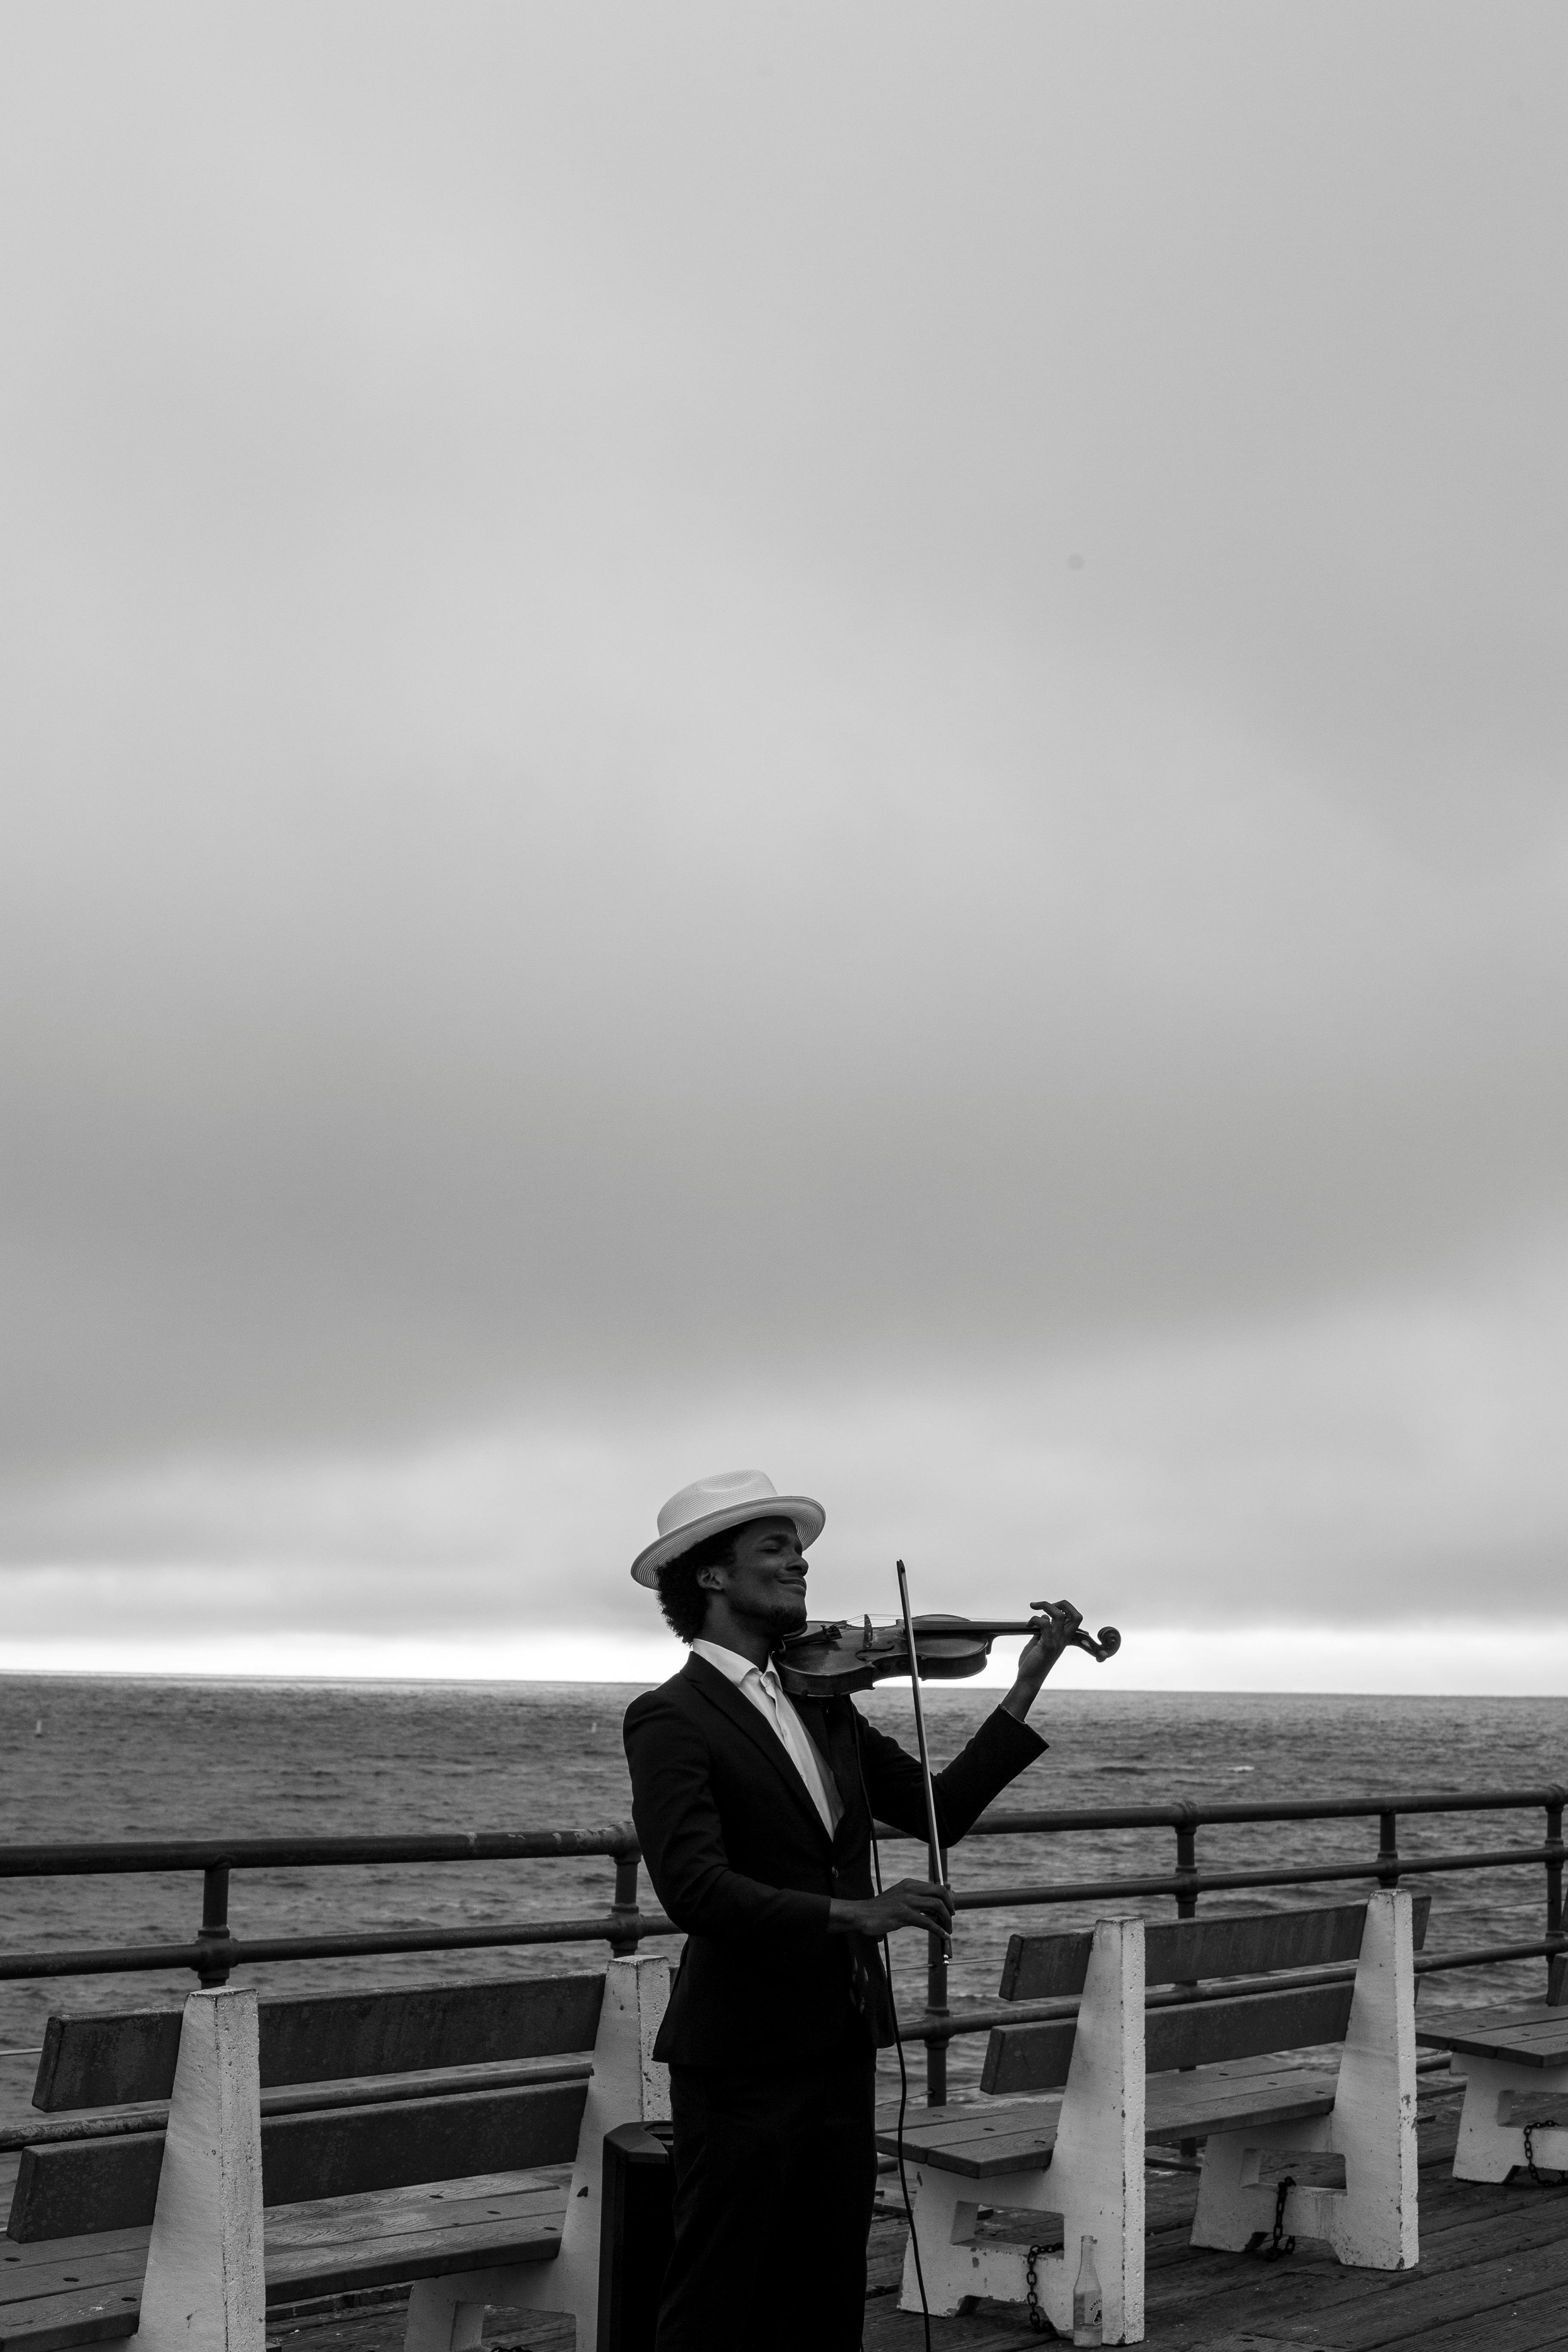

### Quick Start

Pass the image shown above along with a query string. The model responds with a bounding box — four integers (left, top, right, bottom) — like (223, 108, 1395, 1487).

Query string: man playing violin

(623, 1469, 1077, 2352)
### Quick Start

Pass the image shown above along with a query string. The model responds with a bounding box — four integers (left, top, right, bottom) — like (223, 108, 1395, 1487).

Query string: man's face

(702, 1514, 811, 1638)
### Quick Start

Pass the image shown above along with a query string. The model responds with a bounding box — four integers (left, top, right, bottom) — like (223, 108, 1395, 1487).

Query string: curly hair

(655, 1525, 741, 1642)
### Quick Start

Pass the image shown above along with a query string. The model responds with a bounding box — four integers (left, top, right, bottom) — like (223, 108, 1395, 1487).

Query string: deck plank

(1384, 2279, 1568, 2352)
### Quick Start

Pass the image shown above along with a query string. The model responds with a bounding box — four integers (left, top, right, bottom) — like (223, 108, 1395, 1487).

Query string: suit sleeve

(855, 1704, 1047, 1846)
(625, 1690, 831, 1945)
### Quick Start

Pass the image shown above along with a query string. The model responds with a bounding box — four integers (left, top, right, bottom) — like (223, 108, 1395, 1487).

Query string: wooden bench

(1415, 1958, 1567, 2183)
(878, 1890, 1426, 2345)
(1, 1954, 669, 2352)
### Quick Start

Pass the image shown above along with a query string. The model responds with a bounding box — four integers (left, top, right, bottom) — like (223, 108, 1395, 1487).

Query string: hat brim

(631, 1494, 826, 1586)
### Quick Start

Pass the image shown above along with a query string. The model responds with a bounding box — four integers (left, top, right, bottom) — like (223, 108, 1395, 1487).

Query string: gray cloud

(1, 5, 1565, 1651)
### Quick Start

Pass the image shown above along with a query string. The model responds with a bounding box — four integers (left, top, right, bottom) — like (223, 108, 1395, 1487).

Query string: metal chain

(1023, 2242, 1060, 2336)
(1245, 2174, 1296, 2261)
(1521, 2124, 1566, 2188)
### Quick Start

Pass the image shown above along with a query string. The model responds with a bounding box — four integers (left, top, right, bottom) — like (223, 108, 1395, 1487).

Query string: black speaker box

(597, 2118, 675, 2352)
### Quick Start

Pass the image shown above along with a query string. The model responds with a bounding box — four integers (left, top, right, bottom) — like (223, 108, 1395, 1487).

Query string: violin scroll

(1031, 1602, 1121, 1664)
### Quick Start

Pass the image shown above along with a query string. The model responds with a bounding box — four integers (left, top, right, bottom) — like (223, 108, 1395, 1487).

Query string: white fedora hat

(631, 1469, 826, 1587)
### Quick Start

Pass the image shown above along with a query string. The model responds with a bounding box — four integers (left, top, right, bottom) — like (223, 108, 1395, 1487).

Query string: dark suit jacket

(623, 1651, 1047, 2068)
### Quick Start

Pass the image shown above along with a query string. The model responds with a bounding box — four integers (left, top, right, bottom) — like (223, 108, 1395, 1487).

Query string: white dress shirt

(691, 1638, 843, 1837)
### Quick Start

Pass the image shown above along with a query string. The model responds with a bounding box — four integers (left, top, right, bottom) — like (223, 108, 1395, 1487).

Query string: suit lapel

(683, 1654, 833, 1846)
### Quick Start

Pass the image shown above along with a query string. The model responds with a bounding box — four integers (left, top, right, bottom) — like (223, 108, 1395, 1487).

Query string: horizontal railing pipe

(879, 1786, 1568, 1840)
(893, 1787, 1568, 1844)
(942, 1842, 1559, 1914)
(0, 1828, 641, 1878)
(2, 1786, 1558, 1882)
(0, 1911, 677, 1982)
(1414, 1936, 1567, 1974)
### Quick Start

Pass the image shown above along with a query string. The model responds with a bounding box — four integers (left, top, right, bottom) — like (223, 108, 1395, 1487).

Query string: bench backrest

(981, 1898, 1430, 2097)
(31, 1973, 605, 2110)
(10, 1972, 606, 2243)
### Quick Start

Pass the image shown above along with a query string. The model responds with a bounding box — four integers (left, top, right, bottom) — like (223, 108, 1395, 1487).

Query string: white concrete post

(1044, 1915, 1146, 2343)
(404, 1953, 671, 2352)
(138, 1987, 266, 2352)
(1324, 1885, 1419, 2268)
(898, 1917, 1146, 2344)
(1193, 1887, 1419, 2270)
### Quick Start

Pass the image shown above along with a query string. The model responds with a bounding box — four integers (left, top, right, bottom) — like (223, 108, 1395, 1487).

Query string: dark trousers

(657, 2019, 879, 2352)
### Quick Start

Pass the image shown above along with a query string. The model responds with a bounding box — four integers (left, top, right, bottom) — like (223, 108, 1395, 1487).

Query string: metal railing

(879, 1783, 1568, 2099)
(0, 1830, 663, 1985)
(1, 1783, 1562, 2107)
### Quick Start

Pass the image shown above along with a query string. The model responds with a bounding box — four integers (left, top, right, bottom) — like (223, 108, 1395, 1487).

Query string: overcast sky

(2, 4, 1565, 1689)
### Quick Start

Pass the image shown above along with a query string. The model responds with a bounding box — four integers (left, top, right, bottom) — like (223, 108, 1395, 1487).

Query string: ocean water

(0, 1676, 1563, 2125)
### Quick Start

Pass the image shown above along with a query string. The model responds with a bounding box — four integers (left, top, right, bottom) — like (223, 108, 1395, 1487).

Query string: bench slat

(0, 2228, 148, 2286)
(998, 1896, 1430, 2000)
(33, 1977, 605, 2115)
(982, 1979, 1355, 2095)
(1146, 1981, 1354, 2073)
(0, 2254, 141, 2315)
(978, 2018, 1077, 2097)
(7, 2081, 588, 2243)
(1144, 2061, 1338, 2141)
(263, 2202, 565, 2305)
(873, 2061, 1340, 2175)
(0, 2190, 572, 2352)
(879, 2122, 1061, 2180)
(0, 2281, 143, 2352)
(259, 2169, 568, 2252)
(1496, 2088, 1567, 2126)
(1415, 2012, 1568, 2067)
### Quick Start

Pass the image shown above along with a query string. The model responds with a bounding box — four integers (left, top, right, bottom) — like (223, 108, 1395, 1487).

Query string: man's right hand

(829, 1878, 955, 1938)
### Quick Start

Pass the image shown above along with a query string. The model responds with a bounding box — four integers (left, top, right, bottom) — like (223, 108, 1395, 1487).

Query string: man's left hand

(1000, 1600, 1082, 1721)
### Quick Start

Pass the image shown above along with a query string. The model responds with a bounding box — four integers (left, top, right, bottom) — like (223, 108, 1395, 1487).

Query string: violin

(773, 1602, 1121, 1699)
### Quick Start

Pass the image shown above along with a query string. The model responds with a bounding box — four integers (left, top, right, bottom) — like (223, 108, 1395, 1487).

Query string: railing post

(194, 1863, 232, 1987)
(1377, 1810, 1401, 1889)
(925, 1929, 949, 2107)
(608, 1850, 642, 1957)
(1173, 1804, 1200, 2156)
(1173, 1810, 1200, 1922)
(1545, 1791, 1565, 2004)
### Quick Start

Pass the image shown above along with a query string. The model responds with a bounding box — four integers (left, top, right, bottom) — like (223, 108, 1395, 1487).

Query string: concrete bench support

(404, 1953, 670, 2352)
(900, 1917, 1145, 2343)
(138, 1987, 265, 2352)
(1191, 1889, 1418, 2269)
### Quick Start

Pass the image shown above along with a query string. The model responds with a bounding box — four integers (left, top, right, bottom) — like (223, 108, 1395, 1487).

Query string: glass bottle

(1072, 2232, 1102, 2346)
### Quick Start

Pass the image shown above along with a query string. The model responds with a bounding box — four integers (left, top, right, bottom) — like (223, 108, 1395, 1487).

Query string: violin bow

(895, 1556, 953, 1961)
